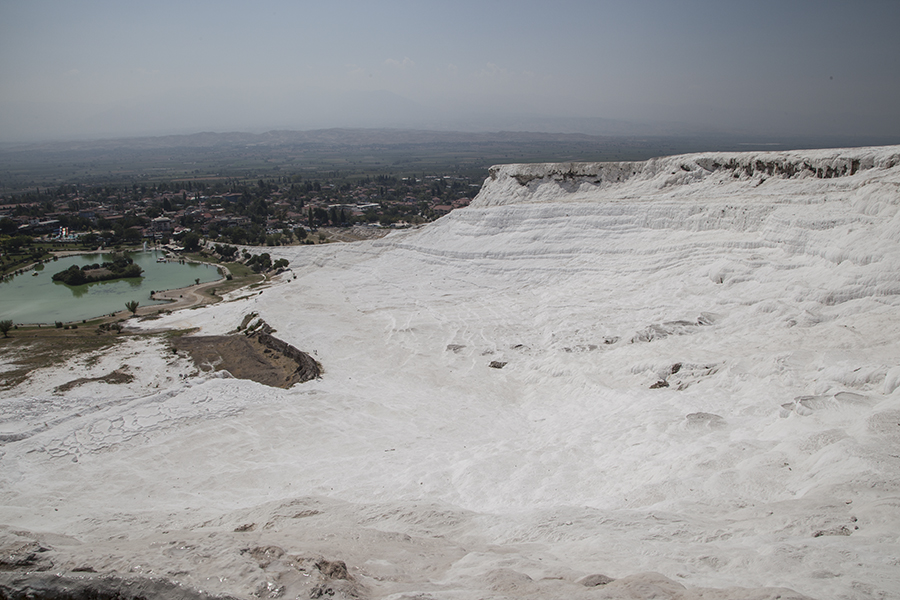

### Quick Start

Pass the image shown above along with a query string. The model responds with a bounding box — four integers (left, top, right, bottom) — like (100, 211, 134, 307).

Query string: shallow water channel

(0, 249, 223, 324)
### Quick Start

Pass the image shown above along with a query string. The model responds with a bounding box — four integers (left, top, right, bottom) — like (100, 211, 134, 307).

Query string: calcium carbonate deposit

(2, 146, 900, 599)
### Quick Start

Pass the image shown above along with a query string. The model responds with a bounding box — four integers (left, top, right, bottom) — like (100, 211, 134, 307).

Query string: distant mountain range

(3, 127, 893, 154)
(1, 128, 650, 152)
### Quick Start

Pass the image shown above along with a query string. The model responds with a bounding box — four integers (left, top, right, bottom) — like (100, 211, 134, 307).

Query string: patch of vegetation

(51, 253, 142, 286)
(224, 262, 254, 278)
(0, 239, 52, 278)
(214, 243, 238, 260)
(204, 261, 263, 298)
(245, 252, 272, 273)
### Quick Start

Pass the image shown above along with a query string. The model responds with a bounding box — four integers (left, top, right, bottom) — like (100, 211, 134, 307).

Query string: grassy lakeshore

(1, 244, 262, 326)
(0, 256, 267, 390)
(1, 250, 265, 328)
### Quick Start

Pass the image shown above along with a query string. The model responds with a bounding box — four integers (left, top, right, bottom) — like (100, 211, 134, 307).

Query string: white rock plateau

(3, 146, 900, 599)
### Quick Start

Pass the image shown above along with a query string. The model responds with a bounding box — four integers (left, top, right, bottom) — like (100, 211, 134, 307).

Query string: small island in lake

(52, 253, 143, 286)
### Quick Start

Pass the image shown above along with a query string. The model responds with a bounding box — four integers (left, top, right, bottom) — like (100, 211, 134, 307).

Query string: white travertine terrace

(3, 146, 900, 599)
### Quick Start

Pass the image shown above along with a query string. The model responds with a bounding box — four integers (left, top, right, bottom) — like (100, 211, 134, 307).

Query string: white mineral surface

(2, 146, 900, 599)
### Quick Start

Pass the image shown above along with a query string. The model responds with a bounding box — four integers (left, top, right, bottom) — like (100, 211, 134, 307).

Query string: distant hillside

(2, 128, 894, 194)
(2, 129, 625, 152)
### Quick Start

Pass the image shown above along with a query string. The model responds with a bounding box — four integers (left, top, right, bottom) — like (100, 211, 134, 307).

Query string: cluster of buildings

(1, 173, 478, 245)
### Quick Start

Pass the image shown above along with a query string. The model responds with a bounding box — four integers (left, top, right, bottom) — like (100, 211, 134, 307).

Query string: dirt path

(128, 264, 241, 319)
(147, 278, 222, 312)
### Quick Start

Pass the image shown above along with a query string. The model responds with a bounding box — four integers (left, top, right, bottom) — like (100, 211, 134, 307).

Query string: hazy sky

(2, 0, 899, 142)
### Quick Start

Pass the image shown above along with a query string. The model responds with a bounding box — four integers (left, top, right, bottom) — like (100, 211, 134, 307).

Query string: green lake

(0, 250, 223, 324)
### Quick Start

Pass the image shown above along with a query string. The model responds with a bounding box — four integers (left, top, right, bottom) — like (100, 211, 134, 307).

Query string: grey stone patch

(0, 573, 240, 600)
(577, 573, 615, 587)
(563, 344, 598, 353)
(685, 412, 727, 429)
(241, 545, 285, 569)
(484, 568, 533, 593)
(0, 541, 53, 572)
(630, 314, 716, 343)
(782, 392, 878, 418)
(813, 525, 853, 537)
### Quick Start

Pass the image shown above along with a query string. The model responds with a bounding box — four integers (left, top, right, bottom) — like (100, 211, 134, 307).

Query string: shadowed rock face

(252, 331, 321, 383)
(0, 573, 242, 600)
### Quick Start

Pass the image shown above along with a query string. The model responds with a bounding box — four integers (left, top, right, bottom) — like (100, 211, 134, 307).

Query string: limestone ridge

(472, 146, 900, 208)
(170, 318, 322, 388)
(246, 322, 322, 384)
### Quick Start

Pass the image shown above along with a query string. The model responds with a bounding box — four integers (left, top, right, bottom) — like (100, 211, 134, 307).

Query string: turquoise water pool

(0, 249, 222, 324)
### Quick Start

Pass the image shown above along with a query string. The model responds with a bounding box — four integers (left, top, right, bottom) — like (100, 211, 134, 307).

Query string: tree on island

(125, 300, 139, 315)
(0, 320, 13, 338)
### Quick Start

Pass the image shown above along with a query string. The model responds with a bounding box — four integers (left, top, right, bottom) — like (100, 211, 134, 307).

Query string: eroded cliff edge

(471, 146, 900, 207)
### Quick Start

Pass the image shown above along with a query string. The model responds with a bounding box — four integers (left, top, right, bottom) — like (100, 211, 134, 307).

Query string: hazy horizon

(2, 0, 900, 144)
